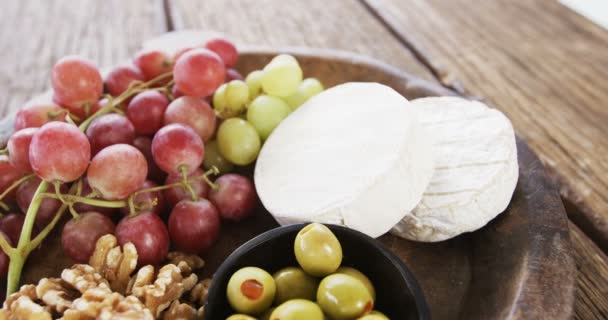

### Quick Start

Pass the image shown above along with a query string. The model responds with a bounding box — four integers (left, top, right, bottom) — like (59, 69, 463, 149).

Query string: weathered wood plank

(570, 222, 608, 320)
(362, 0, 608, 251)
(167, 0, 434, 80)
(0, 0, 167, 118)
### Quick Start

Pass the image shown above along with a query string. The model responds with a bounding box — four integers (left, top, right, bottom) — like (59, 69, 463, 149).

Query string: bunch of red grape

(0, 37, 269, 293)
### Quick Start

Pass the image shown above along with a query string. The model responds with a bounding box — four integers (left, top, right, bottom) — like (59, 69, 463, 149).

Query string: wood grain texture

(166, 0, 434, 80)
(362, 0, 608, 251)
(570, 222, 608, 320)
(0, 0, 604, 318)
(0, 0, 167, 118)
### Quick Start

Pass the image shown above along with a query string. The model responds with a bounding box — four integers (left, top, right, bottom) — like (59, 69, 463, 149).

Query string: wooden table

(1, 0, 606, 318)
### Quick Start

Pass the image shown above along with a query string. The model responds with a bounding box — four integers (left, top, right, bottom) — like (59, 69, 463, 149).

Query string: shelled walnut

(0, 235, 210, 320)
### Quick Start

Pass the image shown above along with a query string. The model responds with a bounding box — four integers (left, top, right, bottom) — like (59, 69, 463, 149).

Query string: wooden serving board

(1, 48, 575, 319)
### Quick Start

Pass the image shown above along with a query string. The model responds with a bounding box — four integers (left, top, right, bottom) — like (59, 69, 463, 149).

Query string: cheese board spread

(0, 31, 574, 319)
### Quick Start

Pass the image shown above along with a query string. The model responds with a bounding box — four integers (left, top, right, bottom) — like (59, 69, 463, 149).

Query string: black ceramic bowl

(204, 223, 430, 319)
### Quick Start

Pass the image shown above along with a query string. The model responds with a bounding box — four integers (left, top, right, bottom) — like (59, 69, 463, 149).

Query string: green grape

(213, 80, 249, 118)
(245, 70, 265, 100)
(272, 54, 298, 64)
(262, 54, 302, 97)
(217, 118, 261, 165)
(285, 78, 324, 111)
(246, 95, 291, 140)
(203, 140, 234, 174)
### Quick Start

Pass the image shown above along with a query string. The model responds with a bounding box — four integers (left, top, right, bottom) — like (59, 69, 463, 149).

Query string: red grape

(226, 68, 244, 81)
(91, 98, 107, 115)
(8, 128, 37, 173)
(209, 174, 256, 222)
(61, 211, 115, 263)
(168, 199, 220, 254)
(133, 136, 166, 183)
(105, 64, 145, 97)
(0, 155, 24, 202)
(29, 122, 90, 183)
(174, 47, 194, 61)
(127, 91, 169, 135)
(163, 168, 210, 206)
(204, 38, 238, 67)
(164, 96, 217, 142)
(87, 144, 147, 200)
(86, 114, 135, 155)
(120, 180, 165, 216)
(16, 177, 67, 228)
(0, 232, 10, 278)
(116, 212, 169, 266)
(173, 48, 225, 97)
(151, 124, 204, 175)
(171, 86, 185, 99)
(51, 56, 103, 116)
(14, 101, 66, 131)
(72, 177, 118, 216)
(0, 213, 39, 245)
(133, 50, 173, 80)
(0, 213, 25, 245)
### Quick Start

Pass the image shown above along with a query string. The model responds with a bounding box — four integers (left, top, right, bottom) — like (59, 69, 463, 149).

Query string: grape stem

(201, 166, 220, 190)
(0, 234, 15, 256)
(40, 193, 127, 208)
(28, 202, 68, 252)
(47, 109, 79, 122)
(0, 174, 35, 201)
(78, 71, 173, 132)
(4, 181, 77, 296)
(180, 167, 198, 201)
(0, 148, 7, 156)
(126, 182, 179, 217)
(65, 114, 77, 126)
(0, 201, 9, 212)
(6, 181, 48, 295)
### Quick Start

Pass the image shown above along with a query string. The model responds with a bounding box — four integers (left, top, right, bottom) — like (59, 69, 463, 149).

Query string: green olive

(294, 223, 342, 277)
(336, 267, 376, 300)
(226, 314, 258, 320)
(259, 307, 275, 320)
(227, 267, 276, 315)
(358, 311, 389, 319)
(317, 274, 374, 320)
(273, 267, 320, 304)
(269, 299, 324, 320)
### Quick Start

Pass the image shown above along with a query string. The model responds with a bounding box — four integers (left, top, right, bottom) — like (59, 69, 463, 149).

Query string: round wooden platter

(0, 47, 575, 319)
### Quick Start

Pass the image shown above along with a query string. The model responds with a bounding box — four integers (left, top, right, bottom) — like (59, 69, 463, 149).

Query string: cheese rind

(391, 96, 519, 242)
(254, 82, 435, 238)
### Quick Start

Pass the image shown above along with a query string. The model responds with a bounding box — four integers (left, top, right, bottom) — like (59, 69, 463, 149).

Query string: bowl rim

(204, 223, 431, 319)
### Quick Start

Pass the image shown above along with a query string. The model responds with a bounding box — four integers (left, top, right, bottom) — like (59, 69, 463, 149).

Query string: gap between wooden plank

(358, 0, 467, 95)
(163, 0, 175, 31)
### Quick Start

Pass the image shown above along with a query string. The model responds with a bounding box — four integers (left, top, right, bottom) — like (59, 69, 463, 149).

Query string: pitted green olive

(227, 267, 276, 315)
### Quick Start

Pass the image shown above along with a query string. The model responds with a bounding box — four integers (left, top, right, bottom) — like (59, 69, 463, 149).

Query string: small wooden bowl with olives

(205, 223, 430, 319)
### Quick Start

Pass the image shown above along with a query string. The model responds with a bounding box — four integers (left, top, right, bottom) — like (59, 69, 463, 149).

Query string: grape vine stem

(40, 193, 127, 208)
(0, 174, 35, 201)
(78, 72, 173, 132)
(6, 181, 48, 295)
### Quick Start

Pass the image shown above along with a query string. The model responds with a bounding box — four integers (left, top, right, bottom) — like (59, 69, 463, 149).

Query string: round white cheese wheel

(254, 82, 435, 238)
(391, 96, 519, 242)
